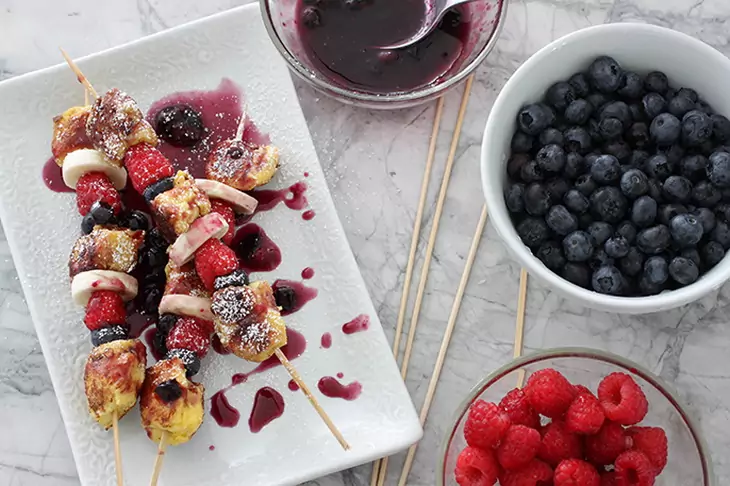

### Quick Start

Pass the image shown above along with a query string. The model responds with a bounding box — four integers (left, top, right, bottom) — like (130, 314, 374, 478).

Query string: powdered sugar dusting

(211, 286, 256, 324)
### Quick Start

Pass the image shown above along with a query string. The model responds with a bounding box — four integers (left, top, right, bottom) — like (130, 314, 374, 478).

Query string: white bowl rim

(481, 23, 730, 314)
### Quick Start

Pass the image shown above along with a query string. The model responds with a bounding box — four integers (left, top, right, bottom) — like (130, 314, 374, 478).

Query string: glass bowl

(438, 348, 714, 485)
(260, 0, 508, 109)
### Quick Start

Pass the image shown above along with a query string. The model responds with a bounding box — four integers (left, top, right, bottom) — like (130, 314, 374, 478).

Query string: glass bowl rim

(437, 347, 714, 485)
(258, 0, 509, 104)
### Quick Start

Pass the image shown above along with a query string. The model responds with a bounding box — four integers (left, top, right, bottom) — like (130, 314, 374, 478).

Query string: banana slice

(71, 270, 138, 306)
(195, 179, 258, 215)
(168, 213, 229, 267)
(62, 148, 128, 190)
(158, 294, 214, 321)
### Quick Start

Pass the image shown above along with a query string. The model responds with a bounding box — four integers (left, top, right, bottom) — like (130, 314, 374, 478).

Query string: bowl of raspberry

(482, 23, 730, 313)
(439, 348, 713, 485)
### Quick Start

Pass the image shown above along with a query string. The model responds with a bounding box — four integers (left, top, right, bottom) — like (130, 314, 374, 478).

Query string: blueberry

(524, 183, 552, 216)
(145, 246, 168, 268)
(692, 181, 721, 208)
(511, 132, 534, 153)
(681, 110, 713, 146)
(644, 71, 669, 93)
(617, 71, 643, 99)
(642, 93, 667, 119)
(599, 117, 623, 140)
(564, 127, 593, 154)
(536, 241, 566, 272)
(155, 379, 183, 403)
(564, 99, 593, 125)
(518, 103, 553, 135)
(143, 285, 163, 313)
(631, 196, 658, 228)
(563, 230, 595, 262)
(645, 154, 673, 181)
(669, 257, 699, 285)
(585, 153, 600, 169)
(681, 248, 701, 267)
(605, 235, 630, 258)
(592, 266, 624, 295)
(695, 99, 714, 114)
(711, 114, 730, 141)
(647, 179, 664, 203)
(539, 128, 564, 147)
(125, 210, 149, 231)
(536, 144, 566, 173)
(588, 56, 622, 93)
(707, 151, 730, 188)
(545, 178, 570, 203)
(575, 174, 597, 196)
(564, 152, 585, 179)
(157, 314, 179, 335)
(629, 103, 646, 122)
(568, 73, 591, 97)
(600, 101, 632, 127)
(658, 203, 688, 226)
(507, 153, 530, 179)
(693, 207, 716, 234)
(143, 177, 175, 203)
(517, 218, 549, 249)
(711, 221, 730, 249)
(620, 169, 649, 199)
(620, 247, 645, 277)
(639, 275, 665, 295)
(587, 93, 610, 110)
(627, 122, 650, 149)
(644, 256, 669, 285)
(274, 285, 297, 312)
(165, 348, 201, 377)
(90, 325, 129, 347)
(546, 205, 579, 236)
(578, 212, 594, 229)
(587, 221, 613, 246)
(616, 221, 637, 243)
(701, 241, 725, 268)
(343, 0, 365, 9)
(588, 155, 619, 185)
(562, 262, 591, 288)
(589, 248, 614, 271)
(662, 175, 692, 203)
(155, 104, 206, 147)
(564, 189, 590, 214)
(213, 269, 250, 290)
(629, 150, 650, 168)
(146, 227, 168, 250)
(301, 6, 322, 27)
(680, 154, 709, 183)
(587, 118, 603, 144)
(505, 183, 525, 214)
(520, 160, 544, 183)
(677, 88, 699, 102)
(89, 201, 114, 225)
(81, 212, 95, 234)
(637, 225, 671, 254)
(668, 95, 696, 118)
(152, 329, 168, 357)
(546, 82, 577, 111)
(603, 140, 632, 164)
(661, 144, 685, 166)
(650, 113, 681, 146)
(590, 186, 628, 223)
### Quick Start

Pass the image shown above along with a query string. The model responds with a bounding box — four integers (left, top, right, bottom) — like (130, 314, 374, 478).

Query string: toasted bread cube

(69, 226, 144, 278)
(151, 171, 211, 239)
(205, 139, 279, 191)
(52, 105, 92, 165)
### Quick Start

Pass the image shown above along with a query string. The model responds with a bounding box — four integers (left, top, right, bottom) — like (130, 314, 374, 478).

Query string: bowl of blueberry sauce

(482, 23, 730, 314)
(260, 0, 507, 108)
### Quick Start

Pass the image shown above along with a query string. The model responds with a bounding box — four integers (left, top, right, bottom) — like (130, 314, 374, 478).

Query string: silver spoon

(379, 0, 475, 50)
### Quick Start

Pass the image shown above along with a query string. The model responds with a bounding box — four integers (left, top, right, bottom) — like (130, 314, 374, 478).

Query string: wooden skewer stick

(233, 101, 248, 142)
(397, 205, 488, 486)
(84, 90, 90, 107)
(149, 431, 168, 486)
(376, 75, 475, 486)
(515, 268, 528, 388)
(112, 411, 123, 486)
(370, 95, 445, 486)
(275, 349, 350, 450)
(59, 48, 98, 99)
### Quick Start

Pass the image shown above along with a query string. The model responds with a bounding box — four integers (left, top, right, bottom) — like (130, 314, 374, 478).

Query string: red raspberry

(84, 290, 126, 330)
(210, 199, 236, 245)
(499, 458, 553, 486)
(454, 447, 499, 486)
(585, 421, 630, 466)
(500, 388, 541, 429)
(565, 392, 605, 435)
(497, 425, 541, 470)
(525, 368, 576, 418)
(194, 238, 239, 291)
(538, 420, 583, 467)
(75, 172, 122, 216)
(553, 459, 600, 486)
(627, 426, 667, 474)
(597, 373, 648, 425)
(464, 400, 511, 449)
(166, 316, 211, 358)
(614, 450, 656, 486)
(196, 318, 215, 336)
(124, 144, 174, 193)
(600, 472, 619, 486)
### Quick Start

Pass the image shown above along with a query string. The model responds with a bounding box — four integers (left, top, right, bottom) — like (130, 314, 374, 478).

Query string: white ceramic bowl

(482, 23, 730, 314)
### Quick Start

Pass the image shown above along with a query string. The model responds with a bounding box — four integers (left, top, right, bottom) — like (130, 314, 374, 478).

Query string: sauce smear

(342, 314, 370, 334)
(318, 376, 362, 401)
(210, 390, 241, 427)
(249, 387, 285, 433)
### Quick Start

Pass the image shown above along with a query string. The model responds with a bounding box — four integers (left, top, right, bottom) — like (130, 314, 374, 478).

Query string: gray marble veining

(1, 0, 730, 484)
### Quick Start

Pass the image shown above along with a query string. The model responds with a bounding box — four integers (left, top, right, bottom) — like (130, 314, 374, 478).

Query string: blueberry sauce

(144, 328, 165, 361)
(272, 279, 318, 316)
(301, 267, 315, 279)
(229, 329, 307, 385)
(211, 333, 231, 355)
(209, 445, 216, 451)
(43, 158, 74, 193)
(127, 311, 155, 339)
(233, 223, 282, 273)
(251, 181, 309, 212)
(337, 372, 344, 379)
(342, 314, 370, 334)
(296, 0, 471, 93)
(249, 387, 285, 433)
(317, 376, 362, 401)
(302, 210, 316, 221)
(288, 379, 300, 391)
(210, 389, 241, 427)
(320, 332, 332, 349)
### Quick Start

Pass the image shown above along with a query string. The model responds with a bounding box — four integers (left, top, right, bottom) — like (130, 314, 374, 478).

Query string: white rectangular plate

(0, 5, 421, 485)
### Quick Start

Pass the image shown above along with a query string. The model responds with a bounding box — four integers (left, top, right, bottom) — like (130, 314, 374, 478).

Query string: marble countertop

(2, 0, 730, 484)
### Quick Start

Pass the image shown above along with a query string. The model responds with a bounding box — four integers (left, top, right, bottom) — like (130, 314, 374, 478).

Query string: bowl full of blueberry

(482, 23, 730, 313)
